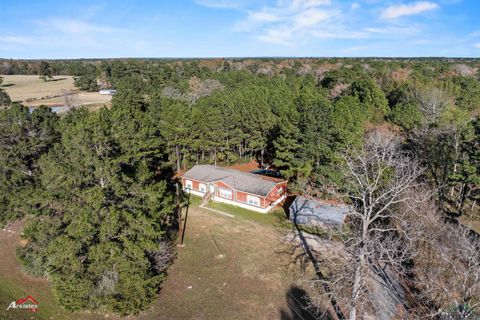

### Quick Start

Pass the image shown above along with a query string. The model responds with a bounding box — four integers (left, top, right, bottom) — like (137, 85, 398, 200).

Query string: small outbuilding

(289, 196, 349, 227)
(99, 89, 117, 95)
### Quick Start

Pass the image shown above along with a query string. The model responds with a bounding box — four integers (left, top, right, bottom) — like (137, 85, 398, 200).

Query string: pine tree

(351, 77, 389, 123)
(19, 104, 175, 315)
(38, 61, 53, 81)
(0, 105, 59, 223)
(0, 89, 11, 107)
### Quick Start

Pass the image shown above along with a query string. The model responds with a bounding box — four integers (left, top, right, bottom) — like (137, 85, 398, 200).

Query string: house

(99, 89, 117, 95)
(289, 196, 349, 227)
(182, 165, 287, 213)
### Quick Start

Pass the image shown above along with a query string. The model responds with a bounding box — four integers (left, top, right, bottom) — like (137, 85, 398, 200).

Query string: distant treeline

(1, 57, 479, 76)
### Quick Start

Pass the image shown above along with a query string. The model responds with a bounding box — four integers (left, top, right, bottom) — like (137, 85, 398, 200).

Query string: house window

(185, 179, 193, 189)
(219, 188, 233, 199)
(247, 195, 260, 206)
(199, 183, 206, 193)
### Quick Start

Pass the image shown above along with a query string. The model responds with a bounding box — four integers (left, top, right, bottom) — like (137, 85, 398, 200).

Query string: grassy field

(0, 75, 111, 108)
(138, 205, 303, 320)
(0, 203, 308, 319)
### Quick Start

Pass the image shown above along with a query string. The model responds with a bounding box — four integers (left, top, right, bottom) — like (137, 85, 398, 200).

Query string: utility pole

(180, 191, 190, 246)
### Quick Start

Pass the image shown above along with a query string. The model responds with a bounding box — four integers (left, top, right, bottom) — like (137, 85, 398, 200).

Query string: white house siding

(184, 188, 206, 198)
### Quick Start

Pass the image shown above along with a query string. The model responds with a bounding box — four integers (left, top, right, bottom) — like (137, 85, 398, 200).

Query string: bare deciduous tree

(412, 86, 453, 123)
(161, 86, 183, 100)
(62, 89, 78, 109)
(419, 227, 480, 319)
(188, 76, 223, 103)
(161, 77, 224, 104)
(452, 64, 476, 77)
(95, 270, 119, 296)
(149, 241, 174, 274)
(309, 129, 425, 319)
(400, 197, 480, 319)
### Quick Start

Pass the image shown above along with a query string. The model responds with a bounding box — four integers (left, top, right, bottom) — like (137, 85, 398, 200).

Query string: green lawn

(205, 201, 290, 228)
(0, 276, 68, 320)
(187, 194, 202, 207)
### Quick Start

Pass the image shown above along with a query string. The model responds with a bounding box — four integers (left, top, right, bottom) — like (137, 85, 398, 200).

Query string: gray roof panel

(183, 165, 283, 197)
(289, 196, 349, 226)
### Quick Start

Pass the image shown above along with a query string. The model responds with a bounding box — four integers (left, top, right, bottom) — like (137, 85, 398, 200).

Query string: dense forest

(0, 58, 479, 318)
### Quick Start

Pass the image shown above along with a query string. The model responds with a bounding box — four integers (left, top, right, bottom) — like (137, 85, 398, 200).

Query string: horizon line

(1, 56, 480, 61)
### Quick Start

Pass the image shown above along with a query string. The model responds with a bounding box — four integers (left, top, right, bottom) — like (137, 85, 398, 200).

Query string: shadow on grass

(280, 286, 331, 320)
(48, 77, 67, 82)
(282, 195, 297, 217)
(279, 200, 346, 320)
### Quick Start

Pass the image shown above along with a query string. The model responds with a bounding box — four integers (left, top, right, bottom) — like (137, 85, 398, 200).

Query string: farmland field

(0, 75, 111, 108)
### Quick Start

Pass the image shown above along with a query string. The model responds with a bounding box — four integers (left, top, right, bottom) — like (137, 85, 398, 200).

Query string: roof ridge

(184, 165, 284, 197)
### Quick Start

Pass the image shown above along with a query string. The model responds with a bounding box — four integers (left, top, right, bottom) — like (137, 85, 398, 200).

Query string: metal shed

(289, 196, 349, 227)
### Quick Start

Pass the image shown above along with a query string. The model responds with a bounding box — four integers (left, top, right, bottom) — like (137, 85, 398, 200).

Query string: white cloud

(474, 43, 480, 49)
(0, 35, 39, 45)
(257, 28, 294, 45)
(407, 39, 432, 45)
(35, 18, 118, 35)
(341, 45, 368, 54)
(249, 11, 281, 23)
(290, 0, 331, 9)
(311, 29, 369, 39)
(193, 0, 245, 9)
(231, 0, 429, 46)
(294, 8, 338, 27)
(365, 24, 422, 36)
(0, 17, 132, 56)
(232, 0, 348, 45)
(233, 10, 282, 32)
(381, 1, 439, 19)
(199, 0, 444, 51)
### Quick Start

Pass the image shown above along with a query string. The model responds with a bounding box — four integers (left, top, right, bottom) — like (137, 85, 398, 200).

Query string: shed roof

(183, 165, 284, 197)
(289, 196, 349, 226)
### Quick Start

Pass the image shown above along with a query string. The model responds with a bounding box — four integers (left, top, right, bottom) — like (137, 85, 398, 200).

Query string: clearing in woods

(0, 75, 111, 108)
(0, 204, 312, 320)
(138, 205, 307, 320)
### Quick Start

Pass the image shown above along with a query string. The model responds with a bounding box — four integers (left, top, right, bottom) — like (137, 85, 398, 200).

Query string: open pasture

(1, 75, 111, 107)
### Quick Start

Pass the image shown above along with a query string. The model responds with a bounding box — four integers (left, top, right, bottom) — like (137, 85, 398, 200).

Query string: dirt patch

(226, 160, 260, 173)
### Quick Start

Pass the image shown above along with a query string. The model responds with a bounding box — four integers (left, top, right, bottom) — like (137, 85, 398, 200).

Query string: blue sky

(0, 0, 479, 58)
